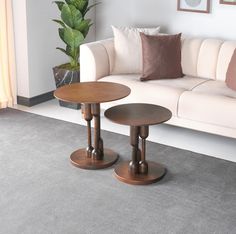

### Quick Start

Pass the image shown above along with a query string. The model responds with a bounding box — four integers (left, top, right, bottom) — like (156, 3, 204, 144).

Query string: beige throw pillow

(111, 26, 160, 74)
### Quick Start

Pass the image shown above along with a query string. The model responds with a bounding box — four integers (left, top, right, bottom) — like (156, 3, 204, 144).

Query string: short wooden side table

(54, 82, 131, 170)
(105, 103, 172, 185)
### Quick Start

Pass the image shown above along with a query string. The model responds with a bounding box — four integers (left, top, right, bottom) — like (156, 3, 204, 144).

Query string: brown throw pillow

(226, 49, 236, 91)
(140, 33, 183, 81)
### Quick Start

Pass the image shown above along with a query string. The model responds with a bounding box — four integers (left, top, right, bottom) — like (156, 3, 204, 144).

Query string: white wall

(25, 0, 66, 97)
(95, 0, 236, 40)
(95, 0, 135, 40)
(13, 0, 96, 98)
(12, 0, 30, 97)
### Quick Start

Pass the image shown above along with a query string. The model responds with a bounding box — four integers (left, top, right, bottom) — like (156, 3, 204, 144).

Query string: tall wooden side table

(105, 103, 172, 185)
(54, 82, 131, 169)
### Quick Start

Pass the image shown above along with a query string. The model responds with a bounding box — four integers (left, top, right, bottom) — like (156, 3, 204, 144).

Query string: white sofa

(80, 37, 236, 139)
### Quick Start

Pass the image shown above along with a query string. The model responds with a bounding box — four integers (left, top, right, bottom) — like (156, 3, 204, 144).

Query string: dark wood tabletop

(54, 81, 131, 104)
(105, 103, 172, 126)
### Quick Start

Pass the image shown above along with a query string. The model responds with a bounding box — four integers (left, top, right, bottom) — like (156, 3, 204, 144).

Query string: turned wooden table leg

(114, 124, 166, 185)
(139, 126, 149, 174)
(82, 104, 94, 157)
(129, 126, 140, 174)
(70, 102, 118, 169)
(91, 103, 103, 160)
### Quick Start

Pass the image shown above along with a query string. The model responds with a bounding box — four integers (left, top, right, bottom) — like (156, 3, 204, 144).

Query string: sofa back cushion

(181, 38, 203, 77)
(216, 41, 236, 81)
(182, 38, 236, 81)
(103, 36, 236, 81)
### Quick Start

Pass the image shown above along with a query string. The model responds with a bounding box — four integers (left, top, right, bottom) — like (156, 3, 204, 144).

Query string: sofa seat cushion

(178, 91, 236, 129)
(192, 80, 236, 98)
(147, 75, 208, 90)
(99, 75, 207, 116)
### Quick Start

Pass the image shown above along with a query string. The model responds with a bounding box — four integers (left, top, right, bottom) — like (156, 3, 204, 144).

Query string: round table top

(105, 103, 172, 126)
(54, 82, 131, 104)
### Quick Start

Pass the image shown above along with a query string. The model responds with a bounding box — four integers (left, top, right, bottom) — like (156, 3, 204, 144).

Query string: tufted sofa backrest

(98, 37, 236, 81)
(181, 38, 236, 81)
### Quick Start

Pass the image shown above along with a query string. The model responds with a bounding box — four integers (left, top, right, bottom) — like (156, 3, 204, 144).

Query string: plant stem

(70, 58, 78, 68)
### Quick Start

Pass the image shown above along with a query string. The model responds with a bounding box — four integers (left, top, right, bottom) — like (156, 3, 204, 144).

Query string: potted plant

(53, 0, 97, 109)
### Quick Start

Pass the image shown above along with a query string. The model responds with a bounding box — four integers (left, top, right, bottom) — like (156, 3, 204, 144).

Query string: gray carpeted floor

(0, 108, 236, 234)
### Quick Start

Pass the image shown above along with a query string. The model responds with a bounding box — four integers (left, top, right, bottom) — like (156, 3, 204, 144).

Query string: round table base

(70, 148, 119, 170)
(114, 161, 166, 185)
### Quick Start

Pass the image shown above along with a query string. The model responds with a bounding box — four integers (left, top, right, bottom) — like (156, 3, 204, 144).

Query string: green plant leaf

(65, 0, 72, 4)
(64, 28, 84, 48)
(58, 28, 67, 44)
(82, 24, 91, 38)
(74, 0, 88, 13)
(61, 4, 82, 28)
(56, 47, 73, 58)
(83, 2, 100, 16)
(66, 45, 75, 58)
(52, 19, 66, 28)
(75, 19, 90, 32)
(54, 0, 99, 65)
(53, 1, 65, 11)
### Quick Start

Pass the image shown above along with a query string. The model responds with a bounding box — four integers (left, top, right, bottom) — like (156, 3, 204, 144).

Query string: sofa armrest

(80, 38, 114, 82)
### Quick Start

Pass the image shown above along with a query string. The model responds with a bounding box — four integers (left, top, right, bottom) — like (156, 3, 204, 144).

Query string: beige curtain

(0, 0, 16, 109)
